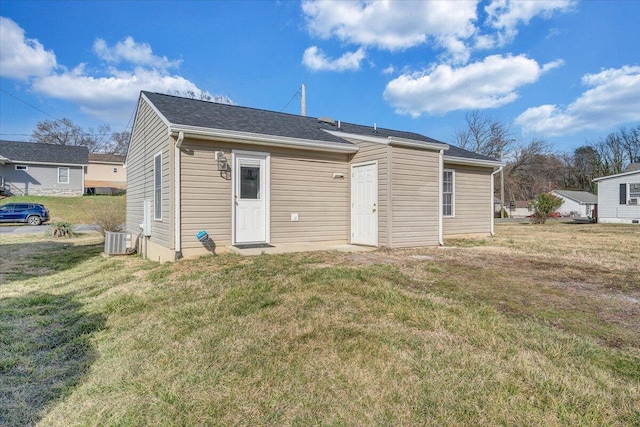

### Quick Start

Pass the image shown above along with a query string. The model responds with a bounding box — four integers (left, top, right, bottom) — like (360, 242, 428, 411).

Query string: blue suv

(0, 203, 50, 225)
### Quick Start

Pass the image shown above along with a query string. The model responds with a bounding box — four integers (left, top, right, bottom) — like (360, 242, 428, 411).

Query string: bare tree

(453, 110, 515, 159)
(30, 118, 130, 154)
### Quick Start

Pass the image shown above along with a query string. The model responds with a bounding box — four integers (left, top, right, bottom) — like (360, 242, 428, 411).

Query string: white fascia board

(169, 125, 359, 154)
(388, 136, 449, 151)
(443, 155, 504, 168)
(593, 170, 640, 182)
(324, 129, 449, 151)
(141, 92, 172, 128)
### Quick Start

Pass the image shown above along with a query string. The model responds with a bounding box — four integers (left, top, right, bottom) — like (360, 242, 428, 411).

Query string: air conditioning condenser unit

(105, 231, 132, 255)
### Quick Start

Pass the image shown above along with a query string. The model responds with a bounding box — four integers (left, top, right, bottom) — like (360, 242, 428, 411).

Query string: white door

(351, 162, 378, 246)
(234, 153, 267, 244)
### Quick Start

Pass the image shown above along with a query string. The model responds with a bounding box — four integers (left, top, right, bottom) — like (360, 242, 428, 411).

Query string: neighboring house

(85, 153, 127, 195)
(551, 190, 597, 218)
(593, 169, 640, 224)
(126, 92, 503, 262)
(0, 140, 88, 197)
(507, 200, 532, 218)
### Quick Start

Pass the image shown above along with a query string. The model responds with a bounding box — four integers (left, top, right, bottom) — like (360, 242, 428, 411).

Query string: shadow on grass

(0, 291, 106, 426)
(0, 240, 104, 284)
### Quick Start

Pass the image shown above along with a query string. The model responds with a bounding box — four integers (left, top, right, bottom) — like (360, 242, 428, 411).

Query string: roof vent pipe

(374, 123, 377, 133)
(338, 120, 341, 129)
(301, 83, 306, 116)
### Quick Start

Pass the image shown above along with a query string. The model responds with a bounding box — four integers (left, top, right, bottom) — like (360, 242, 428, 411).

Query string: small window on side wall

(15, 165, 28, 171)
(113, 167, 118, 173)
(58, 167, 69, 184)
(442, 170, 455, 217)
(154, 152, 162, 220)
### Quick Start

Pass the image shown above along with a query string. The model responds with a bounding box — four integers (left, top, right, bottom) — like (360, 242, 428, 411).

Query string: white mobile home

(593, 169, 640, 224)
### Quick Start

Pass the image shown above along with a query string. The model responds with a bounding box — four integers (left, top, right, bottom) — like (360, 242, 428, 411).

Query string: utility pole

(500, 149, 505, 218)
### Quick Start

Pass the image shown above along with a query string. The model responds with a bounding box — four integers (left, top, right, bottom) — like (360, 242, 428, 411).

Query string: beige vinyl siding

(443, 164, 492, 236)
(390, 147, 440, 247)
(179, 140, 350, 249)
(126, 98, 173, 248)
(347, 140, 389, 246)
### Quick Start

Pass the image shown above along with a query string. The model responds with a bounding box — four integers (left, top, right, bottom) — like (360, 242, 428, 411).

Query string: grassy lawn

(0, 223, 638, 426)
(0, 195, 125, 224)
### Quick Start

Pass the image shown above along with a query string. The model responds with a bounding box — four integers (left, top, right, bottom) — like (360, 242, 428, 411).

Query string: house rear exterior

(85, 153, 127, 195)
(593, 169, 640, 224)
(0, 140, 88, 197)
(126, 92, 502, 262)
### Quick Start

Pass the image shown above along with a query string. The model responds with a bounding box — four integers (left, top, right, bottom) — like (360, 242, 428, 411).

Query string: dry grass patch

(2, 223, 639, 426)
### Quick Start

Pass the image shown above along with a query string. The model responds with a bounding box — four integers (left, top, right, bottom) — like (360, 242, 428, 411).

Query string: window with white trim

(443, 169, 455, 217)
(154, 152, 162, 220)
(629, 183, 640, 205)
(15, 165, 28, 170)
(58, 167, 69, 184)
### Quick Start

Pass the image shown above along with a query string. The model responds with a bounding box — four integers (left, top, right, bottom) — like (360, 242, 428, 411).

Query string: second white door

(351, 162, 378, 246)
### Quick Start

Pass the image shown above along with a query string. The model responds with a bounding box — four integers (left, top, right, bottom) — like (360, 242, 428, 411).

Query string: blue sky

(1, 0, 638, 154)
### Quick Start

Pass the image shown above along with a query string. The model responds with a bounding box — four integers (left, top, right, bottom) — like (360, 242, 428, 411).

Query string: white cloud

(484, 0, 575, 47)
(93, 37, 181, 70)
(302, 0, 477, 61)
(302, 46, 366, 71)
(382, 65, 396, 75)
(301, 1, 574, 66)
(515, 65, 640, 136)
(31, 67, 205, 122)
(0, 17, 57, 80)
(1, 18, 228, 124)
(383, 54, 561, 116)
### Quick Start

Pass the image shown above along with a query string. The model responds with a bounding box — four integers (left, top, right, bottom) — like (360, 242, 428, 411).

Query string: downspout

(438, 149, 444, 245)
(174, 131, 184, 258)
(490, 166, 503, 236)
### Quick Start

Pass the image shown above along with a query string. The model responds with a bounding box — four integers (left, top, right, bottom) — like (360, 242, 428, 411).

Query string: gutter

(170, 125, 359, 154)
(438, 149, 444, 245)
(490, 166, 503, 236)
(174, 131, 184, 257)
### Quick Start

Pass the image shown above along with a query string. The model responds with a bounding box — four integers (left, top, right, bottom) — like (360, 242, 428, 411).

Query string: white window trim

(628, 182, 640, 205)
(443, 169, 455, 218)
(154, 152, 162, 221)
(15, 165, 28, 170)
(58, 167, 70, 184)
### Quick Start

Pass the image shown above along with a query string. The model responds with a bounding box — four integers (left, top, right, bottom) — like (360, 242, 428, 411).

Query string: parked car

(527, 211, 562, 219)
(0, 203, 50, 225)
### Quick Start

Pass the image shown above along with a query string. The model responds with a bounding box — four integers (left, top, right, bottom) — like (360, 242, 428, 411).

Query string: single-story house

(85, 153, 127, 195)
(550, 190, 597, 218)
(126, 91, 503, 262)
(0, 140, 88, 197)
(593, 167, 640, 224)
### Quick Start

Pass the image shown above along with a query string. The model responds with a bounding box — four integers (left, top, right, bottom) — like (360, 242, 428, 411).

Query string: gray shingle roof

(88, 153, 126, 163)
(0, 140, 88, 165)
(552, 190, 598, 204)
(142, 91, 498, 163)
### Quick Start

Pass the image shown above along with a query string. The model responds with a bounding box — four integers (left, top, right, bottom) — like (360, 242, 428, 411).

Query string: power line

(0, 88, 62, 122)
(279, 90, 301, 113)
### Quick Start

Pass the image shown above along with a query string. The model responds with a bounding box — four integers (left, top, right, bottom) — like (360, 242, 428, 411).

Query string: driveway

(0, 224, 99, 236)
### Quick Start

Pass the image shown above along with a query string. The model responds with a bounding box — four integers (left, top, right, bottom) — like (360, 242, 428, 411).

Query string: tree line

(454, 111, 639, 200)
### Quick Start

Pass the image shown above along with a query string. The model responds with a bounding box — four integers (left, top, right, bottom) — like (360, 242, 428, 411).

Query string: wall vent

(105, 231, 131, 255)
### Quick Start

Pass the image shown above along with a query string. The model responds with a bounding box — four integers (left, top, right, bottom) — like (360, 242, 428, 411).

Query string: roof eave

(323, 129, 449, 151)
(443, 155, 504, 168)
(169, 124, 359, 154)
(593, 169, 640, 182)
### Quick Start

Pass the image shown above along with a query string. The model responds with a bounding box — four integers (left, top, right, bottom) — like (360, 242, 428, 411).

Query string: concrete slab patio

(229, 241, 377, 256)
